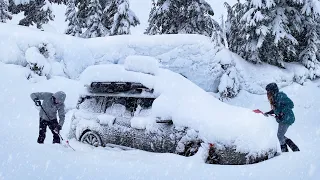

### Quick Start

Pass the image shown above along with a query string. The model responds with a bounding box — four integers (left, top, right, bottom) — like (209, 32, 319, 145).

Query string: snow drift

(0, 23, 312, 96)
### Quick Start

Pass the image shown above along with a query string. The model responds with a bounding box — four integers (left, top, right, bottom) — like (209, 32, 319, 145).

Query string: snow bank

(124, 55, 159, 75)
(0, 23, 314, 95)
(25, 46, 51, 76)
(0, 23, 219, 91)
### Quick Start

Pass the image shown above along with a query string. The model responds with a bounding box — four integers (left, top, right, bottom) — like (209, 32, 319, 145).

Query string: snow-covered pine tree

(76, 0, 89, 28)
(144, 0, 157, 34)
(0, 0, 12, 22)
(145, 0, 173, 35)
(224, 1, 247, 58)
(102, 0, 139, 35)
(238, 0, 271, 64)
(229, 0, 303, 67)
(50, 0, 66, 4)
(8, 0, 25, 14)
(298, 0, 320, 79)
(218, 66, 241, 100)
(19, 0, 54, 30)
(145, 0, 214, 36)
(37, 0, 55, 29)
(149, 0, 156, 19)
(102, 0, 118, 30)
(82, 0, 108, 38)
(65, 0, 82, 36)
(179, 0, 214, 36)
(110, 0, 140, 35)
(210, 49, 242, 99)
(210, 16, 224, 47)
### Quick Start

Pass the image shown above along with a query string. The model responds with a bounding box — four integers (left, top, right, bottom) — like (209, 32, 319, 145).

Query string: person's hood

(53, 91, 66, 104)
(266, 83, 279, 95)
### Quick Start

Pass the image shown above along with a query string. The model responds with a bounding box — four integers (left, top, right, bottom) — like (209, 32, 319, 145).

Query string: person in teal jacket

(264, 83, 300, 152)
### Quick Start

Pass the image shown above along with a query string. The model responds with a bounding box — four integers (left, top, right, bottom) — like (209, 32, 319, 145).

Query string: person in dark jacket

(30, 91, 66, 144)
(264, 83, 300, 152)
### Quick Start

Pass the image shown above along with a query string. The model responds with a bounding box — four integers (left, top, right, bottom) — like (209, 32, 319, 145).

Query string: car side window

(77, 96, 107, 113)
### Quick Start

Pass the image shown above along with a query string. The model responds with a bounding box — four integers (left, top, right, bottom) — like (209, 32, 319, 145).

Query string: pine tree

(19, 0, 54, 30)
(102, 0, 117, 30)
(38, 0, 55, 28)
(226, 0, 304, 67)
(210, 17, 224, 47)
(145, 0, 214, 36)
(148, 0, 156, 20)
(224, 1, 247, 57)
(299, 0, 320, 79)
(0, 0, 12, 23)
(110, 0, 139, 35)
(102, 0, 139, 35)
(145, 0, 172, 35)
(65, 0, 82, 36)
(50, 0, 66, 4)
(82, 0, 108, 38)
(77, 0, 90, 28)
(178, 0, 214, 36)
(218, 66, 241, 99)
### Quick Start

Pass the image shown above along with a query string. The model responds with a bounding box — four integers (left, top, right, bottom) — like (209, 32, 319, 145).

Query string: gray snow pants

(277, 123, 290, 145)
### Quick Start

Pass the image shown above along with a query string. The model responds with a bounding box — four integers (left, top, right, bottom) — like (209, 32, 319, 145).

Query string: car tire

(80, 130, 102, 147)
(182, 141, 201, 157)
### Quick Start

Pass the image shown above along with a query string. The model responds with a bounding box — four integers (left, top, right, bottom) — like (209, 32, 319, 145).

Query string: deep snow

(0, 61, 319, 179)
(0, 22, 310, 95)
(0, 0, 319, 177)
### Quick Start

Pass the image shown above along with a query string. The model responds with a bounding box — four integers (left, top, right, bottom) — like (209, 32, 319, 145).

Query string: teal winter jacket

(273, 92, 295, 125)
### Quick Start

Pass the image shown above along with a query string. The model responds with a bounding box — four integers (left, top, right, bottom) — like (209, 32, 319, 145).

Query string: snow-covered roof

(80, 64, 278, 153)
(80, 64, 156, 89)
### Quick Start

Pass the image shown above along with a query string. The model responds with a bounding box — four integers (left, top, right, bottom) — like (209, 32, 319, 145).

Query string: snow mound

(25, 47, 51, 76)
(25, 47, 46, 66)
(97, 114, 116, 126)
(1, 23, 314, 95)
(131, 117, 153, 130)
(80, 64, 155, 89)
(124, 55, 159, 75)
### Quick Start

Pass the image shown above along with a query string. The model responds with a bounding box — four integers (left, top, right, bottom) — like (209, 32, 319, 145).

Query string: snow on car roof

(80, 64, 156, 88)
(80, 64, 278, 153)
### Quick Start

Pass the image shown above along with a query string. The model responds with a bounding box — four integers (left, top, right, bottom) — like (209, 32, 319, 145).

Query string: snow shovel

(253, 109, 275, 117)
(39, 104, 75, 151)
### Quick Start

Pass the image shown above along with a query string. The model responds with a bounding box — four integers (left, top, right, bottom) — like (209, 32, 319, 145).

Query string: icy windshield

(77, 96, 155, 115)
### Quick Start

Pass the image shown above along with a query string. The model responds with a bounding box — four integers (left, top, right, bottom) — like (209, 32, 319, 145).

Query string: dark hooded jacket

(266, 83, 295, 125)
(30, 91, 66, 127)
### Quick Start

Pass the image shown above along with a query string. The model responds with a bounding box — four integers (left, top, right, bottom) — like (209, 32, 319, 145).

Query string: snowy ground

(0, 62, 319, 179)
(1, 1, 319, 177)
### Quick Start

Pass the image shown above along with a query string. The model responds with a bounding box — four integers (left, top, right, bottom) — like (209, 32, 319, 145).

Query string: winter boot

(281, 144, 289, 152)
(285, 139, 300, 152)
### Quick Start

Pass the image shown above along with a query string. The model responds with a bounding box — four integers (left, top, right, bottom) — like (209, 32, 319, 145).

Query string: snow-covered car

(68, 56, 278, 165)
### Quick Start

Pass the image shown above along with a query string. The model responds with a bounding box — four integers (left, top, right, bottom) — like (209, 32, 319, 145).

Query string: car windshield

(77, 96, 155, 116)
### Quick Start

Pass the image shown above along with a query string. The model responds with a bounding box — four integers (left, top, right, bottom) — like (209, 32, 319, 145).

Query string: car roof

(80, 64, 156, 89)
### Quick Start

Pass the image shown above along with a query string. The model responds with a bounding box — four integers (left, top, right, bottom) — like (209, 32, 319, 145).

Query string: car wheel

(182, 141, 201, 157)
(80, 130, 102, 147)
